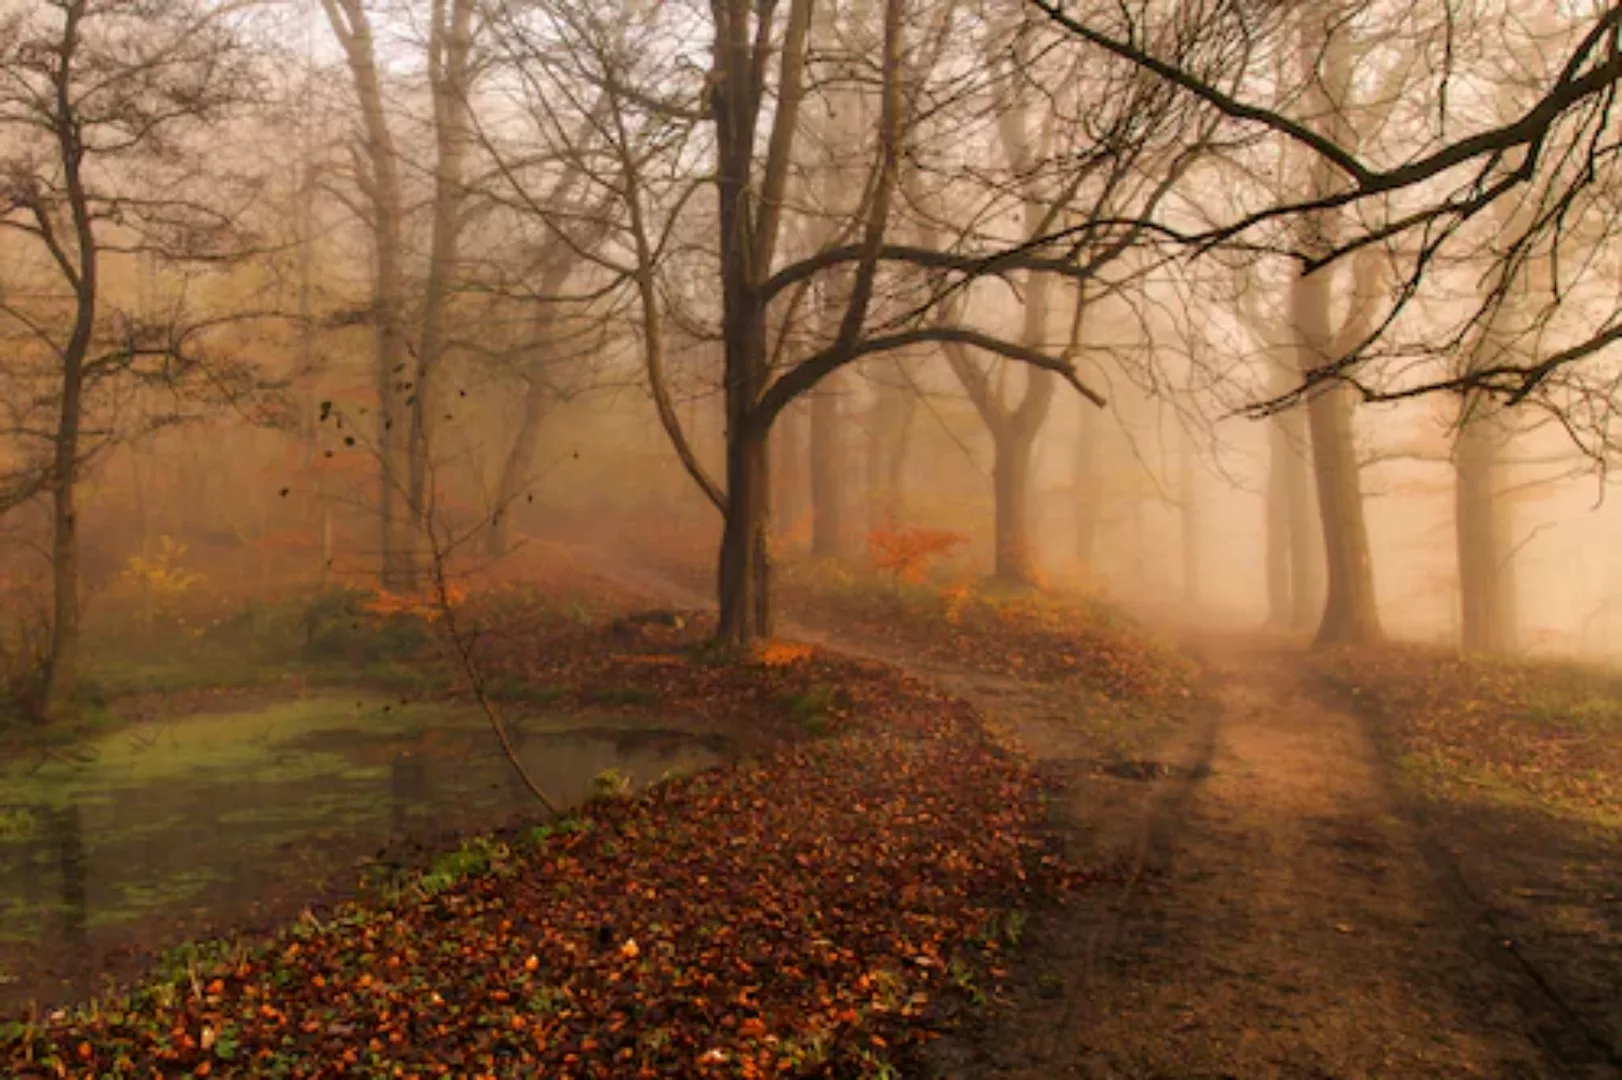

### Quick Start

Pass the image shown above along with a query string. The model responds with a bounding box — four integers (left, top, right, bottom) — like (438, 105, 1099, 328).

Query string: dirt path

(932, 634, 1612, 1080)
(564, 553, 1608, 1077)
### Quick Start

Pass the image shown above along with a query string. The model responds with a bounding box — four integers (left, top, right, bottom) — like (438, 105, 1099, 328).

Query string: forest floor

(4, 543, 1620, 1077)
(591, 547, 1622, 1079)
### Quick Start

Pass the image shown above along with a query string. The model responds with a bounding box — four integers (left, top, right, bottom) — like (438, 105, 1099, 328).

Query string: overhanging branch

(753, 326, 1106, 430)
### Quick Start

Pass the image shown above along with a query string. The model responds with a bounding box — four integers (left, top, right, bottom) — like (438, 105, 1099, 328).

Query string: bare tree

(489, 0, 1241, 646)
(405, 0, 477, 574)
(0, 0, 263, 718)
(320, 0, 410, 588)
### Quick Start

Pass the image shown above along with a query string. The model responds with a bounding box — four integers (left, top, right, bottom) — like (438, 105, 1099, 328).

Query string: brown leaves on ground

(774, 566, 1196, 707)
(2, 621, 1082, 1078)
(1314, 644, 1622, 828)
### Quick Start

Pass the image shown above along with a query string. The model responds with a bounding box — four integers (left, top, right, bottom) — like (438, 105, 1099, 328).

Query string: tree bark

(1266, 392, 1323, 631)
(992, 419, 1041, 583)
(717, 423, 772, 643)
(1304, 381, 1381, 645)
(1282, 404, 1324, 631)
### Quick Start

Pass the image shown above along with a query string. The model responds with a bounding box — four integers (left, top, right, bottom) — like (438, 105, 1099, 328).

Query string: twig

(423, 519, 560, 817)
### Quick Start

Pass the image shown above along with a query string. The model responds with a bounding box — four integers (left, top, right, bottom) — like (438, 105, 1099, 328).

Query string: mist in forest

(3, 0, 1622, 1069)
(1, 0, 1615, 687)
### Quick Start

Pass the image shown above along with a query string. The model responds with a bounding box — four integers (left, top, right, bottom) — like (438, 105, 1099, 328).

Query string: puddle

(0, 694, 728, 1011)
(1093, 759, 1212, 783)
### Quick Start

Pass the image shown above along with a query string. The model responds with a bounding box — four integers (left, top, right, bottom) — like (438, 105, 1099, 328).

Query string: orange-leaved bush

(362, 584, 466, 623)
(866, 525, 967, 586)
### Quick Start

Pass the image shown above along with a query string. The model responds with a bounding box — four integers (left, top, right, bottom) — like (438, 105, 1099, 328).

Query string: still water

(0, 694, 728, 1011)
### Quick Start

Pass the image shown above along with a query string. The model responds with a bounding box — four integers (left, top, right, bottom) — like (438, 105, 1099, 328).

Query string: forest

(1, 0, 1620, 1076)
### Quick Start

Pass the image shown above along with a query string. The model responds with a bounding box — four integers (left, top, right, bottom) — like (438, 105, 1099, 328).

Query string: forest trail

(926, 632, 1610, 1079)
(565, 552, 1606, 1078)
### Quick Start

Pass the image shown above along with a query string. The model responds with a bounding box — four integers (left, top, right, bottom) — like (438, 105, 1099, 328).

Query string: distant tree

(319, 0, 410, 588)
(0, 0, 265, 718)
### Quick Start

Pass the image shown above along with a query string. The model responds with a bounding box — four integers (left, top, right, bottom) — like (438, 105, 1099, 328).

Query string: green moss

(0, 696, 478, 805)
(0, 808, 35, 843)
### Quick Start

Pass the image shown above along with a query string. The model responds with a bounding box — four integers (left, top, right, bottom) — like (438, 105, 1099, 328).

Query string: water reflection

(389, 750, 428, 836)
(0, 698, 729, 1012)
(47, 804, 87, 954)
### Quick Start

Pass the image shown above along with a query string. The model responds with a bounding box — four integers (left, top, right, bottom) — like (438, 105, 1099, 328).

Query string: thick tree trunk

(1306, 381, 1383, 645)
(1282, 405, 1324, 631)
(1295, 255, 1380, 646)
(1455, 406, 1517, 653)
(717, 426, 771, 644)
(1288, 4, 1382, 648)
(809, 376, 846, 558)
(992, 420, 1040, 585)
(486, 374, 550, 558)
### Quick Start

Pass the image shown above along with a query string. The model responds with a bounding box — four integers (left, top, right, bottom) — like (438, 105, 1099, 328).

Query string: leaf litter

(2, 618, 1089, 1078)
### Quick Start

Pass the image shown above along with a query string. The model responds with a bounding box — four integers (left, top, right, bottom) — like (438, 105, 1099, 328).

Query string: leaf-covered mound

(2, 667, 1079, 1078)
(1315, 644, 1622, 829)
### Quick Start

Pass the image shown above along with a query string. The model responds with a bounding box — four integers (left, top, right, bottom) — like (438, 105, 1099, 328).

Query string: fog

(1, 0, 1619, 1073)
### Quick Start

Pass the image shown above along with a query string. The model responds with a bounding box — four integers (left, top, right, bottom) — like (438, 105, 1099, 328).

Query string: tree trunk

(1455, 405, 1517, 653)
(1281, 405, 1324, 631)
(1294, 250, 1381, 646)
(44, 372, 84, 721)
(405, 0, 475, 588)
(1305, 381, 1382, 645)
(321, 0, 410, 590)
(717, 426, 771, 644)
(1267, 400, 1323, 631)
(487, 374, 550, 558)
(809, 375, 846, 558)
(992, 420, 1040, 584)
(41, 10, 96, 722)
